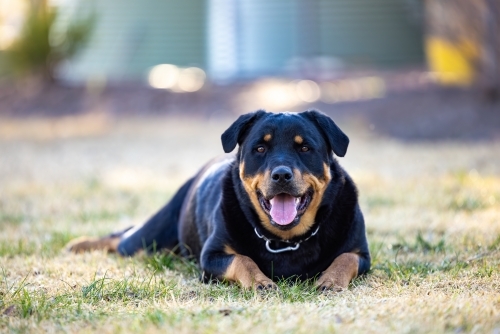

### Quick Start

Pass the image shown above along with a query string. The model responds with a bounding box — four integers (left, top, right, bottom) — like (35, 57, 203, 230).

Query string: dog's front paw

(315, 275, 348, 292)
(222, 254, 278, 290)
(251, 275, 278, 291)
(315, 252, 360, 292)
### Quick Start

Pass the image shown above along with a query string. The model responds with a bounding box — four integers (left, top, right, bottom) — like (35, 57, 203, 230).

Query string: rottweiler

(68, 110, 370, 291)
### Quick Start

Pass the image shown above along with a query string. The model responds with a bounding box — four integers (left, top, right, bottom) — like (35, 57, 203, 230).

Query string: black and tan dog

(68, 110, 370, 290)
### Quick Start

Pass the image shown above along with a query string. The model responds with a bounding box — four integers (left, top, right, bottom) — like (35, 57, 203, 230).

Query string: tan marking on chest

(224, 244, 237, 255)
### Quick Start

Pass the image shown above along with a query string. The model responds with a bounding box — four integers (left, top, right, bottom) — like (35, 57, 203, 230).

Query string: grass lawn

(0, 115, 499, 333)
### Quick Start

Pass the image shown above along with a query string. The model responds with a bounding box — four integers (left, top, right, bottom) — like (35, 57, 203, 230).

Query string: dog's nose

(271, 166, 293, 184)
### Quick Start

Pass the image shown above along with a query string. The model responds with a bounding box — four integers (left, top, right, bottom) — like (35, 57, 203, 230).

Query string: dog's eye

(256, 146, 266, 153)
(300, 146, 309, 152)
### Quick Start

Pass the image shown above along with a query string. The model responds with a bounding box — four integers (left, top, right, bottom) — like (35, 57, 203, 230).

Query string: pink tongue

(269, 194, 297, 225)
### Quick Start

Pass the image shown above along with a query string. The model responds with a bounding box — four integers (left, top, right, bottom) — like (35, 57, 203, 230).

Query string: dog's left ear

(221, 110, 267, 153)
(303, 110, 349, 157)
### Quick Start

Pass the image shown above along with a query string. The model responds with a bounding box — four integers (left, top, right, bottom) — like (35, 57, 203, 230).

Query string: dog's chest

(247, 237, 328, 279)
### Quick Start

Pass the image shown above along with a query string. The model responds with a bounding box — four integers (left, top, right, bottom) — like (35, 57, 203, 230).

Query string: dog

(68, 110, 370, 291)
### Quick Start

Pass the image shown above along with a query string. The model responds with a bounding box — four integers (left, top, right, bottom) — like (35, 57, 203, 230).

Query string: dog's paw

(223, 254, 278, 291)
(239, 274, 277, 291)
(65, 237, 99, 253)
(315, 253, 359, 293)
(315, 276, 348, 293)
(65, 236, 120, 253)
(254, 279, 279, 291)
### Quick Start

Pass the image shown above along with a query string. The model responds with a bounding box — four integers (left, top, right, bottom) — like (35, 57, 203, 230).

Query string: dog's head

(221, 110, 349, 239)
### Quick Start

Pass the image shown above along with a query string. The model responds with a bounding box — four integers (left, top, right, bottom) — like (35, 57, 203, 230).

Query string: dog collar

(253, 225, 320, 254)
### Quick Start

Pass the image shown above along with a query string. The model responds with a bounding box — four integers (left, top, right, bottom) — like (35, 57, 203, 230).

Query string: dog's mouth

(257, 190, 312, 228)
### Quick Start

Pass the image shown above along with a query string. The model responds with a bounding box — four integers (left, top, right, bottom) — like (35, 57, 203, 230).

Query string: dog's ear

(221, 110, 267, 153)
(302, 110, 349, 157)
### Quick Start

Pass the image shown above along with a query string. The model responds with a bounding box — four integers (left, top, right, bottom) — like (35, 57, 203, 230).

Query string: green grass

(0, 232, 77, 257)
(1, 119, 499, 333)
(0, 213, 25, 226)
(1, 227, 498, 333)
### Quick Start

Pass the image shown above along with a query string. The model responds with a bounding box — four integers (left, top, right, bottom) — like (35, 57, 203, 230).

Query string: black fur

(117, 110, 370, 283)
(221, 110, 267, 153)
(302, 110, 350, 157)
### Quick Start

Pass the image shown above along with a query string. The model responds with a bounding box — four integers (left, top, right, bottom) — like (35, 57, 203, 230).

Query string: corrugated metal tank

(209, 0, 424, 79)
(58, 0, 423, 82)
(58, 0, 206, 83)
(318, 0, 424, 66)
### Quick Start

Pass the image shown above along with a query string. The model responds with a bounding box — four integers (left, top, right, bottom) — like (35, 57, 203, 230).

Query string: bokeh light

(178, 67, 206, 92)
(295, 80, 321, 102)
(320, 77, 386, 104)
(148, 64, 180, 90)
(0, 0, 26, 50)
(148, 64, 205, 92)
(239, 76, 388, 111)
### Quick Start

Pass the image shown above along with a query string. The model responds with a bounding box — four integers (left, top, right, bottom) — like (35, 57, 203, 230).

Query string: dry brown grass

(0, 115, 499, 333)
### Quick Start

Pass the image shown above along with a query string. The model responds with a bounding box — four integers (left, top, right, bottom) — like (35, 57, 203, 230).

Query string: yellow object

(425, 37, 478, 86)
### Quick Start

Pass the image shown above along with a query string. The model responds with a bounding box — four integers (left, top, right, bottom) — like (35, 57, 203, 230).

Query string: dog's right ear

(221, 110, 267, 153)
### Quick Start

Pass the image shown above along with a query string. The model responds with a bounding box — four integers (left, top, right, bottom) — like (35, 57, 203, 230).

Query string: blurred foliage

(425, 37, 478, 86)
(424, 0, 500, 91)
(1, 0, 95, 82)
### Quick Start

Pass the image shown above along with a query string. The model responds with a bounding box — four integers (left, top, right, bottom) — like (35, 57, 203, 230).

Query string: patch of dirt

(2, 305, 16, 317)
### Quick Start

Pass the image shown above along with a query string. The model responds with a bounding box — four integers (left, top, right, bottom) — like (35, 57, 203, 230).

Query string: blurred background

(0, 0, 498, 139)
(1, 0, 500, 191)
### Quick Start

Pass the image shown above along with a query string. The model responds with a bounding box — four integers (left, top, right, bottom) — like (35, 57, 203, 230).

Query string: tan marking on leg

(224, 244, 237, 255)
(66, 236, 121, 253)
(224, 254, 276, 289)
(263, 134, 272, 141)
(294, 135, 303, 144)
(316, 252, 359, 291)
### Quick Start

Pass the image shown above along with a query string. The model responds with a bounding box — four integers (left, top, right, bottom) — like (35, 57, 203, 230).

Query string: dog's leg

(224, 254, 277, 289)
(66, 177, 195, 255)
(201, 249, 277, 290)
(315, 252, 360, 291)
(66, 228, 129, 253)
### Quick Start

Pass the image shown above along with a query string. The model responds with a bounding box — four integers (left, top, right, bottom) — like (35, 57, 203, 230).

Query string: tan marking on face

(264, 134, 272, 141)
(224, 254, 276, 289)
(294, 135, 303, 144)
(224, 244, 237, 255)
(66, 235, 121, 253)
(296, 162, 332, 233)
(240, 162, 333, 240)
(315, 252, 359, 291)
(239, 162, 272, 226)
(259, 163, 332, 240)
